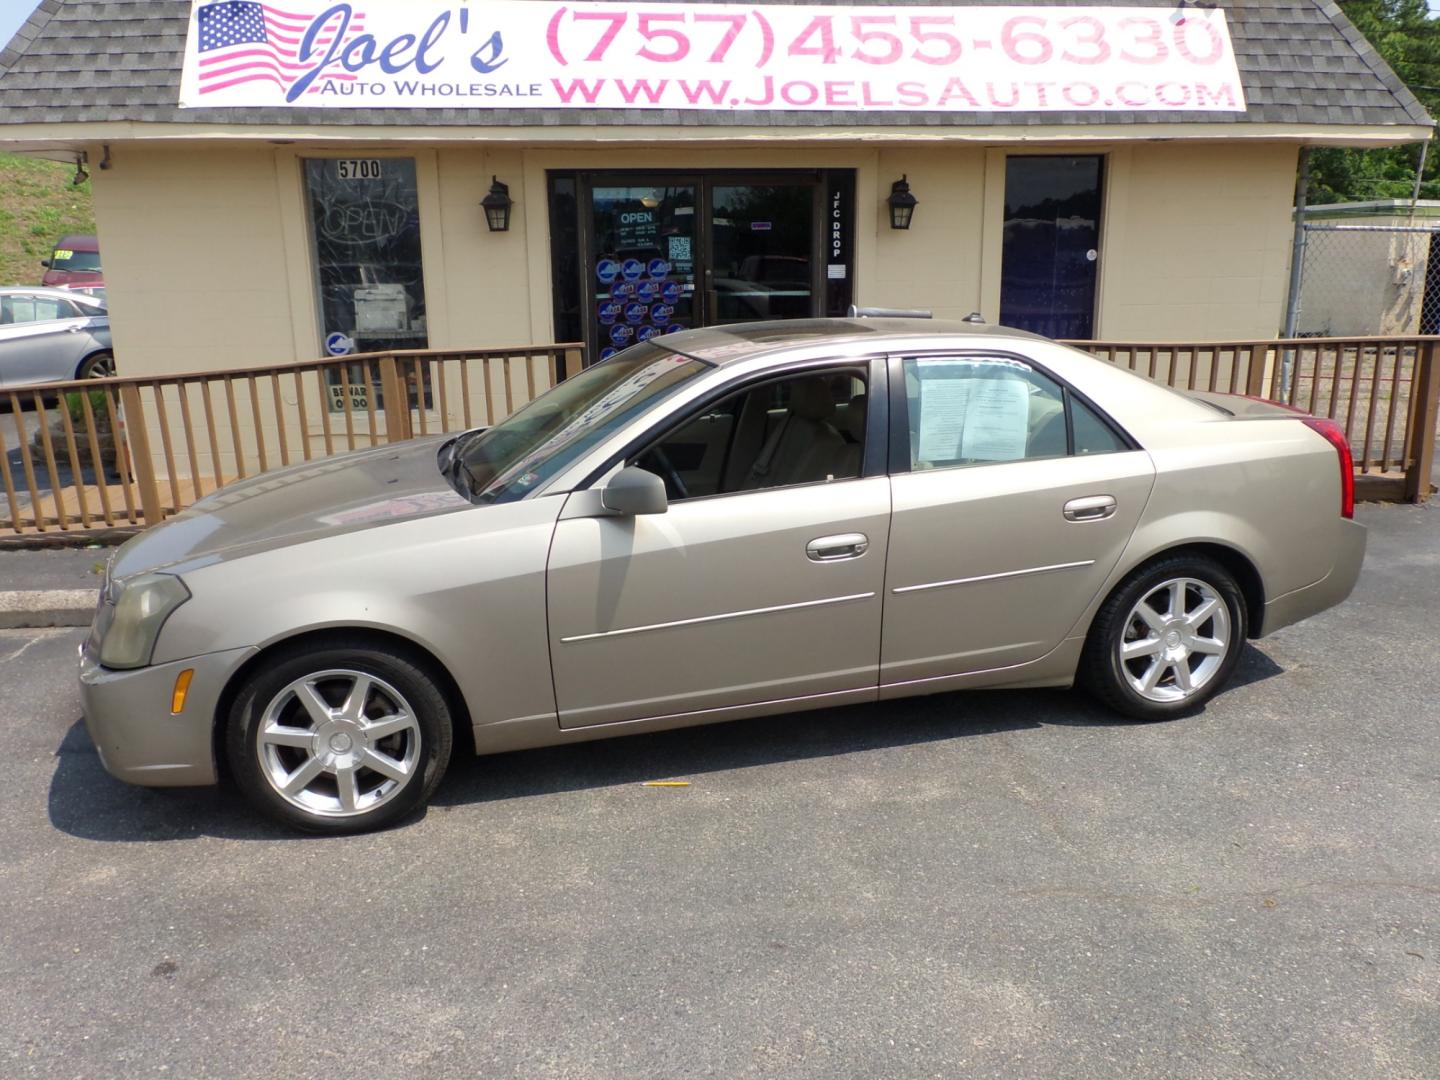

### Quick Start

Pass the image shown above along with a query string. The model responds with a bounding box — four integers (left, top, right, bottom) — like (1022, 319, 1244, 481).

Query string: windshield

(454, 343, 709, 503)
(50, 249, 101, 271)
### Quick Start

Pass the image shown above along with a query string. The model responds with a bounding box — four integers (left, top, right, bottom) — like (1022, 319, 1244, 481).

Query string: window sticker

(915, 358, 1032, 465)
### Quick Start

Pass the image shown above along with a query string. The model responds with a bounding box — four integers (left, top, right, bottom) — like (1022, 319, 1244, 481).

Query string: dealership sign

(179, 1, 1245, 113)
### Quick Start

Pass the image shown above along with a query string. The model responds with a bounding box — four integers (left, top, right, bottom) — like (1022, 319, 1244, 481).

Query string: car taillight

(1301, 417, 1354, 520)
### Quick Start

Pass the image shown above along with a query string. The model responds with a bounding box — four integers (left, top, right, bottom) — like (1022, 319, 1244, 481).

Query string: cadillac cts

(80, 319, 1365, 833)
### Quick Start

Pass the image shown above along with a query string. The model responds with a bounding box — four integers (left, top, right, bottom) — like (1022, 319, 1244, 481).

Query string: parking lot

(1, 500, 1436, 1078)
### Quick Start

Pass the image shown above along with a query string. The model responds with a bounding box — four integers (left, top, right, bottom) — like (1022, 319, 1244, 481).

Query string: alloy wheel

(1117, 577, 1232, 703)
(256, 669, 422, 818)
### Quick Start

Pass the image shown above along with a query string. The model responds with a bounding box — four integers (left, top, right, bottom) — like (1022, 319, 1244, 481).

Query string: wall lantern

(887, 175, 918, 230)
(482, 176, 513, 232)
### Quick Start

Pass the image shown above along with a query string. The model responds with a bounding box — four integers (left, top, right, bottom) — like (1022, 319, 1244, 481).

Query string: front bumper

(79, 639, 257, 787)
(1259, 518, 1368, 637)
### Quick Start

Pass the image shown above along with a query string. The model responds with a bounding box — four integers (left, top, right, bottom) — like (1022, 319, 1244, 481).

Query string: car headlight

(98, 573, 191, 670)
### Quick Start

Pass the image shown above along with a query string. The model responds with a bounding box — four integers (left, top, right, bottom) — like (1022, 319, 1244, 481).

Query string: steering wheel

(649, 446, 690, 500)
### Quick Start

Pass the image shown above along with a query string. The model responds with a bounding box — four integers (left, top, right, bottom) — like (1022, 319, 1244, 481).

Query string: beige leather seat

(747, 377, 848, 487)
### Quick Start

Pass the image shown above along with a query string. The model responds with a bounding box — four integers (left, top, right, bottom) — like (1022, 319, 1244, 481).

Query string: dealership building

(0, 0, 1432, 379)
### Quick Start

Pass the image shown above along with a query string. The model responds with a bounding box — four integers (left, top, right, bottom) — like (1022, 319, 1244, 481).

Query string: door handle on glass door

(1063, 495, 1117, 522)
(806, 533, 869, 561)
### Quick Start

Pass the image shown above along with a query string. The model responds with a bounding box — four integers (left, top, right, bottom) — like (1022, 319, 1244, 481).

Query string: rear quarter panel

(1113, 418, 1342, 624)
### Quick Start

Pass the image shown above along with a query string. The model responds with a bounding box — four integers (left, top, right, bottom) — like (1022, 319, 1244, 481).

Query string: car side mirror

(601, 466, 668, 516)
(40, 259, 50, 268)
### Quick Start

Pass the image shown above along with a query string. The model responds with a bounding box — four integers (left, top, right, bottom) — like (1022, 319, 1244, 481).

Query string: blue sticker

(621, 259, 644, 282)
(600, 346, 617, 361)
(650, 302, 674, 323)
(637, 281, 660, 303)
(597, 300, 623, 325)
(596, 258, 620, 284)
(611, 281, 637, 301)
(660, 281, 682, 304)
(647, 258, 671, 279)
(666, 324, 686, 335)
(609, 323, 635, 346)
(324, 331, 355, 356)
(637, 325, 659, 342)
(624, 302, 648, 325)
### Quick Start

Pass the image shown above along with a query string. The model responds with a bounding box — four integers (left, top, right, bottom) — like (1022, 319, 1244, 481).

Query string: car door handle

(1063, 495, 1117, 522)
(807, 533, 869, 562)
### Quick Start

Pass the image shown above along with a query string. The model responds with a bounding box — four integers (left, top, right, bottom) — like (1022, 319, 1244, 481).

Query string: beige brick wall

(88, 139, 1300, 380)
(1095, 142, 1297, 340)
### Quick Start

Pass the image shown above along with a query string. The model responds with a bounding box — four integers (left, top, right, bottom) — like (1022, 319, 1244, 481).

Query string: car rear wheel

(226, 639, 453, 834)
(76, 351, 115, 379)
(1080, 554, 1247, 721)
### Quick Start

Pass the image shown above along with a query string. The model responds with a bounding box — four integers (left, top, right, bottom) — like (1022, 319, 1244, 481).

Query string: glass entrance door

(708, 182, 816, 325)
(999, 156, 1104, 340)
(590, 182, 699, 362)
(579, 174, 828, 362)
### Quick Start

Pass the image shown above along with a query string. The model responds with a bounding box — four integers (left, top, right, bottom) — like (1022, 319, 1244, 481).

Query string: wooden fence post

(378, 354, 412, 443)
(564, 347, 585, 380)
(118, 382, 164, 526)
(1245, 343, 1270, 397)
(1403, 340, 1439, 503)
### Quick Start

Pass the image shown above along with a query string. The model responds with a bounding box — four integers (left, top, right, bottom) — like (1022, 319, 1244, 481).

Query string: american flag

(196, 1, 366, 96)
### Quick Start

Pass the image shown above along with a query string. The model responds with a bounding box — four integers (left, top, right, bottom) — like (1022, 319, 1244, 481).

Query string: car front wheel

(226, 639, 454, 834)
(1080, 554, 1247, 721)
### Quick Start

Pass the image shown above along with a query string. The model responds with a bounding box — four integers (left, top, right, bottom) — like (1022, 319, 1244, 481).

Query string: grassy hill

(0, 151, 96, 286)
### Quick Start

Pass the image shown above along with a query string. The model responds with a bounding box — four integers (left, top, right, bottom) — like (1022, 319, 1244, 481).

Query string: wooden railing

(1064, 336, 1439, 503)
(2, 344, 583, 538)
(3, 334, 1435, 540)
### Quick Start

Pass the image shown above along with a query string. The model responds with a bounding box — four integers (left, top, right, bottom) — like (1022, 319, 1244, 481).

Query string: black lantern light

(481, 176, 513, 232)
(887, 175, 918, 230)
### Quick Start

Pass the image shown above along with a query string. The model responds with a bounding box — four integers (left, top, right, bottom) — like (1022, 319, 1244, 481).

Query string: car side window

(0, 296, 71, 324)
(904, 356, 1068, 470)
(1072, 396, 1130, 455)
(635, 368, 868, 501)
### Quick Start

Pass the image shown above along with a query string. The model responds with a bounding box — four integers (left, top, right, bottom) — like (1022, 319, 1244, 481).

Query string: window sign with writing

(180, 2, 1245, 113)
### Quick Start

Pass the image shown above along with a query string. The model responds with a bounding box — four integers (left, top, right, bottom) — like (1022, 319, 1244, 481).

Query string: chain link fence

(1293, 223, 1440, 338)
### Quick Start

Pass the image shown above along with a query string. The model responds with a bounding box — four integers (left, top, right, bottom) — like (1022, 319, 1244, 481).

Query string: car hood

(110, 435, 472, 579)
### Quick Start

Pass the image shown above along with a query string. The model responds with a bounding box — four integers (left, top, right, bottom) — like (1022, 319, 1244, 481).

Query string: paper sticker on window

(668, 236, 692, 263)
(916, 362, 1030, 465)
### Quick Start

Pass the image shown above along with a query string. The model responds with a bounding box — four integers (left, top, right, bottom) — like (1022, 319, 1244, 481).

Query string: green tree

(1308, 0, 1440, 204)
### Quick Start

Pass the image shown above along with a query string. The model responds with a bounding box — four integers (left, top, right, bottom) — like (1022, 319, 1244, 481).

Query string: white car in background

(0, 286, 113, 388)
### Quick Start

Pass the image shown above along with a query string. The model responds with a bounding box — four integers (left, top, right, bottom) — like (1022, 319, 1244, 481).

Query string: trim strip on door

(559, 592, 877, 644)
(892, 560, 1095, 595)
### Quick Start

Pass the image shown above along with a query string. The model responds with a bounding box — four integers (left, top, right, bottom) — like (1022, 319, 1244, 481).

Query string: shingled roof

(0, 0, 1431, 131)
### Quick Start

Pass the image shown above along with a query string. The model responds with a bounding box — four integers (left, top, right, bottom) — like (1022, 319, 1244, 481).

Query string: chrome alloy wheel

(1118, 577, 1232, 703)
(256, 669, 421, 818)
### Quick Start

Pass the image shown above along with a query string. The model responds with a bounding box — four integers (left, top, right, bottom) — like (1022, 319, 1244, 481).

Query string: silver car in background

(79, 319, 1365, 834)
(0, 286, 113, 387)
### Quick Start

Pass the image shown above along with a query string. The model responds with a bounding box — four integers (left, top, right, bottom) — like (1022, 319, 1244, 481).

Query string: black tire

(76, 351, 115, 379)
(225, 637, 454, 834)
(1079, 553, 1247, 721)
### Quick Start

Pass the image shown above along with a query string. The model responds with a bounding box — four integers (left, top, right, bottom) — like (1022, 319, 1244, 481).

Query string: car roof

(662, 317, 1050, 366)
(54, 234, 99, 250)
(0, 285, 106, 309)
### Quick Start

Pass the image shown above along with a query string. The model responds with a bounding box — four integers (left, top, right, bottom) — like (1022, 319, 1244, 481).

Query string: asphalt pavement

(0, 501, 1436, 1078)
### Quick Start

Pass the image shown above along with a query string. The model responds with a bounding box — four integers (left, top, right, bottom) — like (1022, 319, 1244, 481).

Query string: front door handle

(1064, 495, 1117, 522)
(807, 533, 869, 562)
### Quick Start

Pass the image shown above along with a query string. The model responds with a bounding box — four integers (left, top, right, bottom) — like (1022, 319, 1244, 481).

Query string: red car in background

(40, 234, 102, 288)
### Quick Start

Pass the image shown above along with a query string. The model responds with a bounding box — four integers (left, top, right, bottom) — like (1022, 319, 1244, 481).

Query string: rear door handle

(807, 533, 869, 561)
(1063, 495, 1117, 522)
